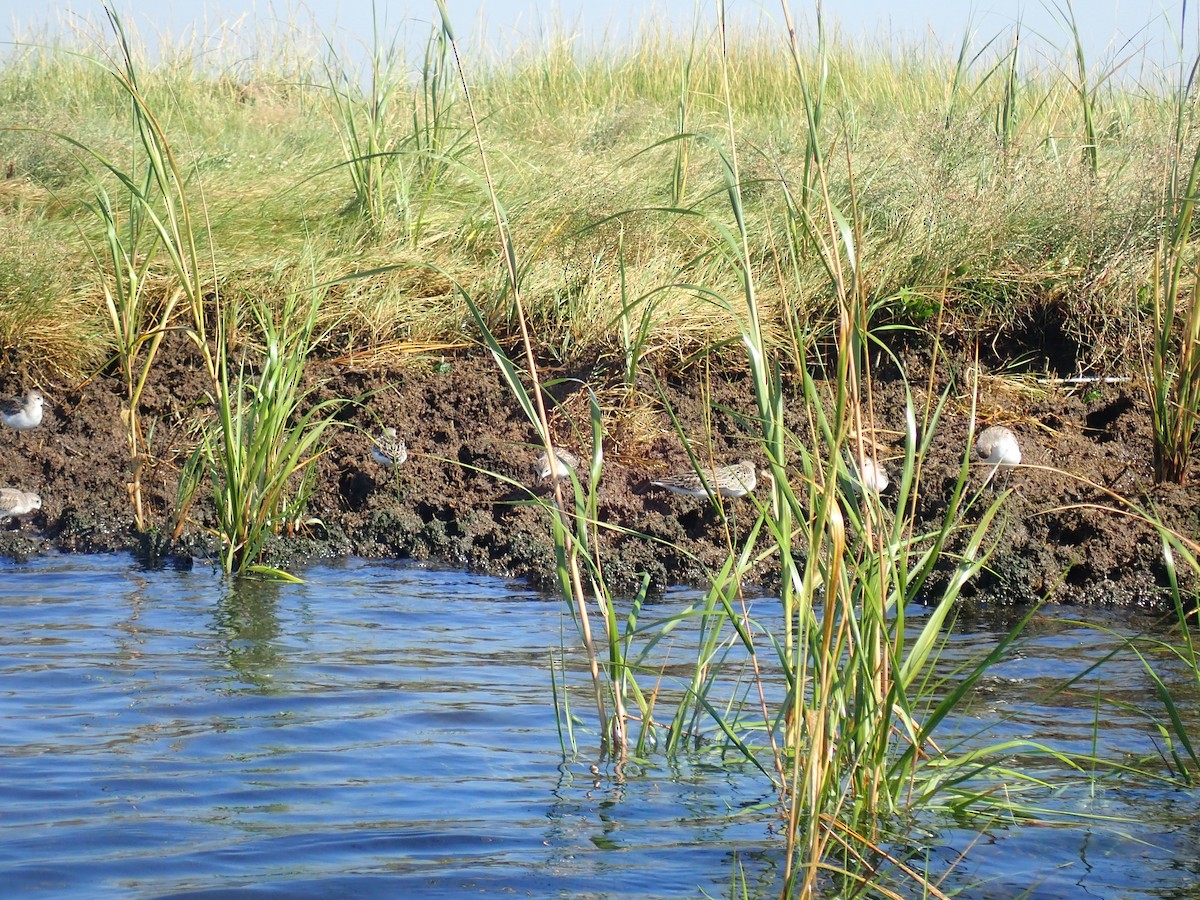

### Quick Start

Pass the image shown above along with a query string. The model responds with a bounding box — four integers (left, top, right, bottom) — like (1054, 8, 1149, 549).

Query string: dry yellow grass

(0, 14, 1182, 379)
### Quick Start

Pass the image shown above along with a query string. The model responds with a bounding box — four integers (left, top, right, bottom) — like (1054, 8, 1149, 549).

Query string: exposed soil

(1, 333, 1195, 609)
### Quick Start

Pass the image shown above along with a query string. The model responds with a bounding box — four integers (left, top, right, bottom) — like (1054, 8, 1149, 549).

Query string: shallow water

(0, 555, 1196, 897)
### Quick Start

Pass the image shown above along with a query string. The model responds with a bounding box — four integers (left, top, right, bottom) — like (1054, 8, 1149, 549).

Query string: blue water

(0, 554, 1196, 897)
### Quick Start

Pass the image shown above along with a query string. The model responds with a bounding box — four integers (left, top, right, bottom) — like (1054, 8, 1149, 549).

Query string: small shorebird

(535, 447, 580, 483)
(847, 455, 889, 495)
(975, 425, 1021, 484)
(1, 390, 44, 431)
(370, 427, 408, 469)
(0, 488, 40, 520)
(652, 459, 759, 500)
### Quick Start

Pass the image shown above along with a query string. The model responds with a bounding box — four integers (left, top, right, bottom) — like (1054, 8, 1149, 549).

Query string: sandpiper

(370, 427, 408, 469)
(975, 425, 1021, 484)
(0, 488, 40, 520)
(1, 390, 44, 431)
(535, 447, 580, 483)
(652, 459, 759, 500)
(847, 455, 889, 495)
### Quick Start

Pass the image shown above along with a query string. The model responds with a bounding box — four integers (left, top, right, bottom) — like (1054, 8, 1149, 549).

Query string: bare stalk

(433, 0, 622, 752)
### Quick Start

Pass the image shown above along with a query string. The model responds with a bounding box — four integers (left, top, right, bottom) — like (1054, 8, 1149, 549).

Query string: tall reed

(1147, 42, 1200, 484)
(321, 5, 405, 232)
(433, 0, 624, 749)
(29, 8, 213, 530)
(1054, 0, 1101, 177)
(1150, 530, 1200, 778)
(179, 290, 345, 576)
(613, 235, 656, 389)
(996, 24, 1021, 159)
(668, 2, 1029, 892)
(413, 24, 457, 191)
(431, 0, 1040, 888)
(669, 19, 699, 206)
(320, 7, 458, 242)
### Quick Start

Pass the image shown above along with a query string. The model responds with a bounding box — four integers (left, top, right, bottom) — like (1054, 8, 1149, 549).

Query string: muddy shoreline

(0, 336, 1193, 609)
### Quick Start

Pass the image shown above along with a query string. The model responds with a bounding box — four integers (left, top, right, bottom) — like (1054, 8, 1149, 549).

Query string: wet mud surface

(0, 336, 1194, 609)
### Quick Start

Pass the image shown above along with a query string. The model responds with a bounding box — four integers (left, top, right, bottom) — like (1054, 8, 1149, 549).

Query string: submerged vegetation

(0, 1, 1199, 895)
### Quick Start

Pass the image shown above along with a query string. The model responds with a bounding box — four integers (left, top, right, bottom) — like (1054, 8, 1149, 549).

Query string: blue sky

(0, 1, 1191, 74)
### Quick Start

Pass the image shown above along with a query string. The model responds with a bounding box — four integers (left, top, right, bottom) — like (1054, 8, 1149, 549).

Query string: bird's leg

(983, 462, 999, 493)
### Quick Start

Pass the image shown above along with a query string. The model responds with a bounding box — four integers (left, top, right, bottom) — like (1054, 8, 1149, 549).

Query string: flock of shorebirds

(0, 394, 1022, 529)
(371, 422, 1024, 503)
(0, 389, 46, 521)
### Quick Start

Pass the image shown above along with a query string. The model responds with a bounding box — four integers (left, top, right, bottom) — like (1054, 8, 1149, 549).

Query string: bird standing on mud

(846, 454, 889, 495)
(0, 488, 40, 520)
(652, 459, 760, 500)
(0, 390, 45, 431)
(975, 425, 1021, 485)
(535, 448, 580, 483)
(371, 427, 408, 469)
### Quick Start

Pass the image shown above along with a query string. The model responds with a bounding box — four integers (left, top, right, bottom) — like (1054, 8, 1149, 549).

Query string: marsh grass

(1146, 41, 1200, 484)
(318, 7, 462, 243)
(504, 4, 1200, 892)
(15, 9, 216, 530)
(0, 216, 106, 378)
(178, 289, 345, 576)
(430, 0, 1074, 891)
(419, 0, 1200, 890)
(0, 5, 1182, 377)
(319, 7, 406, 233)
(1, 3, 1198, 890)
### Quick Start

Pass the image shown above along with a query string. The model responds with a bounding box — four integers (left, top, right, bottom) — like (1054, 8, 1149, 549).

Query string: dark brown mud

(0, 335, 1192, 608)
